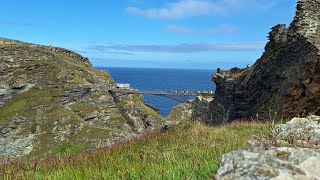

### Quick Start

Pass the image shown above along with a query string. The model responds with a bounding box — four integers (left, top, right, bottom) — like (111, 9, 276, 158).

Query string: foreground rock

(190, 0, 320, 124)
(216, 116, 320, 180)
(274, 115, 320, 149)
(0, 38, 163, 158)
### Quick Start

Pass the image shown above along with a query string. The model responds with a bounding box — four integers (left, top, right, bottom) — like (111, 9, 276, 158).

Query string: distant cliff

(0, 38, 163, 158)
(167, 0, 320, 124)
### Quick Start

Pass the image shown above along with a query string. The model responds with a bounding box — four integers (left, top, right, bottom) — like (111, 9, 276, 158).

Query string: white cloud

(164, 24, 237, 35)
(126, 0, 281, 19)
(126, 0, 218, 19)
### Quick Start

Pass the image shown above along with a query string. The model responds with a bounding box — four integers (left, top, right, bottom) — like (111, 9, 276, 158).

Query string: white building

(116, 83, 130, 89)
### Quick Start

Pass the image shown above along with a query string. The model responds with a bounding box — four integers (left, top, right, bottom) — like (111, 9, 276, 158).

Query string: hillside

(0, 38, 164, 158)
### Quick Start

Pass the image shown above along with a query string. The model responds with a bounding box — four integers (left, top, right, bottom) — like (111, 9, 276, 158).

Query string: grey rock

(274, 115, 320, 148)
(191, 95, 214, 123)
(216, 116, 320, 180)
(216, 147, 320, 180)
(0, 83, 34, 107)
(164, 95, 214, 129)
(0, 116, 35, 158)
(247, 136, 272, 153)
(162, 101, 193, 130)
(63, 88, 92, 98)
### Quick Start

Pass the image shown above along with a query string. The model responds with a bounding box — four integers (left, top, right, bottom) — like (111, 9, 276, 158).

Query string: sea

(98, 67, 216, 117)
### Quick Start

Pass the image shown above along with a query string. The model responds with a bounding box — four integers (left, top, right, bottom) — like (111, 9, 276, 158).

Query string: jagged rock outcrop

(162, 102, 193, 130)
(216, 115, 320, 179)
(191, 95, 214, 123)
(197, 0, 320, 124)
(0, 38, 163, 158)
(162, 95, 214, 130)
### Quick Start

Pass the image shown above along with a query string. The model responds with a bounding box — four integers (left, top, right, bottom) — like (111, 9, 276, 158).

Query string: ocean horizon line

(96, 66, 216, 71)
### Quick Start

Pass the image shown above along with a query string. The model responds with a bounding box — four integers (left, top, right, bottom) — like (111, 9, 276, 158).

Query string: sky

(0, 0, 297, 70)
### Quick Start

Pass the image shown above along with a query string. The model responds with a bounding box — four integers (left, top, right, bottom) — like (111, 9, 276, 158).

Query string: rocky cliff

(194, 0, 320, 124)
(0, 38, 163, 158)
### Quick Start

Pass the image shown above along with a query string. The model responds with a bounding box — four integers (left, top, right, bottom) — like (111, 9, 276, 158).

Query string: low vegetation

(1, 121, 270, 179)
(0, 87, 56, 125)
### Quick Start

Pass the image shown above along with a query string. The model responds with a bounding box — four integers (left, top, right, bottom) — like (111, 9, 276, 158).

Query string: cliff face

(201, 0, 320, 124)
(0, 38, 163, 158)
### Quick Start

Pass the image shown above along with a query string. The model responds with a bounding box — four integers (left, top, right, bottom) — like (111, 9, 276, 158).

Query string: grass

(30, 123, 37, 134)
(1, 121, 270, 179)
(138, 101, 164, 121)
(53, 141, 86, 156)
(132, 95, 164, 121)
(44, 105, 78, 122)
(70, 103, 96, 118)
(0, 87, 55, 125)
(118, 99, 129, 106)
(115, 94, 165, 123)
(105, 116, 128, 128)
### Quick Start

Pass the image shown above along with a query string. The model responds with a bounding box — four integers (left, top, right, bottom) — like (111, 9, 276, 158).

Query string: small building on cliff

(116, 83, 130, 89)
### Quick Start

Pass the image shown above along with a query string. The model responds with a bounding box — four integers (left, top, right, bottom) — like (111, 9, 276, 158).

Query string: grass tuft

(30, 124, 37, 134)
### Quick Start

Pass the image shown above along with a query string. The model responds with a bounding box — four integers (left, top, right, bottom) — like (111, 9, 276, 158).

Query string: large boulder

(216, 115, 320, 179)
(217, 147, 320, 180)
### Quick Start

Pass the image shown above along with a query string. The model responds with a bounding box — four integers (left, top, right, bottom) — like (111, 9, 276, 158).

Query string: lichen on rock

(216, 115, 320, 180)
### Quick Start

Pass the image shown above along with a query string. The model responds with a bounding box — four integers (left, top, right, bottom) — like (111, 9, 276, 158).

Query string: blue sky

(0, 0, 297, 69)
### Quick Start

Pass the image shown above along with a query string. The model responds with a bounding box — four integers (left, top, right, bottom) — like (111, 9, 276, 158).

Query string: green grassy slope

(1, 121, 270, 179)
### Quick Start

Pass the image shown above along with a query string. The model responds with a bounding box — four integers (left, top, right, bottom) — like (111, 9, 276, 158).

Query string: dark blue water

(98, 67, 216, 117)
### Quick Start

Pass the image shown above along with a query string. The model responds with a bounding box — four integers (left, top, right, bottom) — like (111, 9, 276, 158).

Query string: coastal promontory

(0, 38, 163, 158)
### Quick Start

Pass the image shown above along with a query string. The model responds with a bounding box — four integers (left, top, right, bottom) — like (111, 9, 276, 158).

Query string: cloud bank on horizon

(85, 42, 265, 53)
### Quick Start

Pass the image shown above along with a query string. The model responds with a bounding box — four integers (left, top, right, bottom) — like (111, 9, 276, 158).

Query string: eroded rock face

(216, 115, 320, 180)
(0, 116, 35, 158)
(163, 95, 215, 129)
(0, 38, 164, 158)
(198, 0, 320, 124)
(162, 101, 193, 130)
(191, 95, 214, 123)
